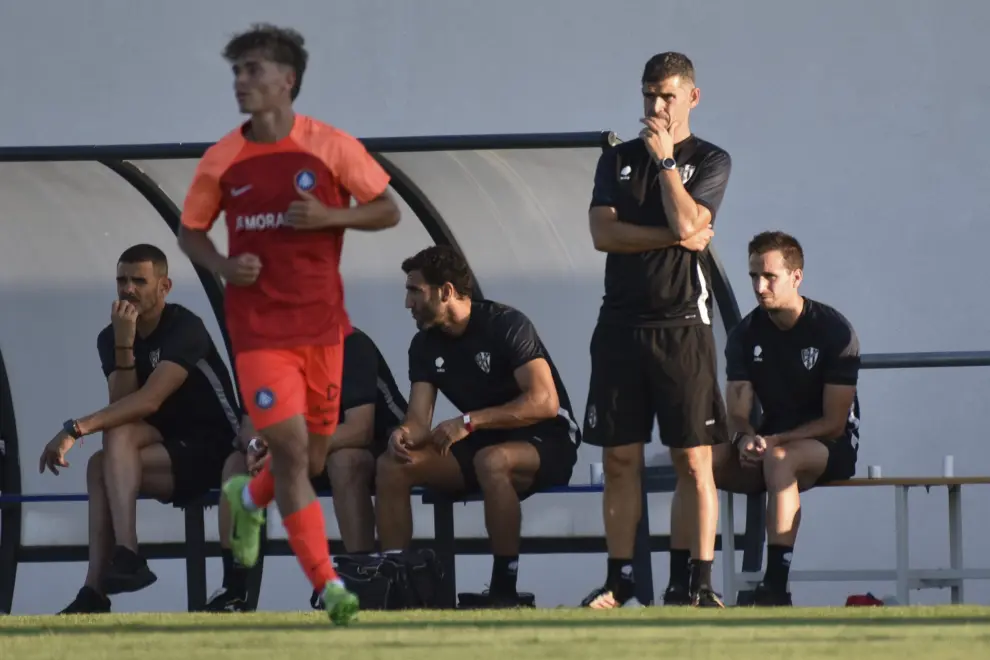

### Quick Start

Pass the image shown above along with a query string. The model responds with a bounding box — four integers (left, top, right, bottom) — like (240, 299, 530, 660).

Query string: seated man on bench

(665, 231, 861, 606)
(376, 246, 580, 608)
(38, 244, 243, 614)
(205, 327, 408, 612)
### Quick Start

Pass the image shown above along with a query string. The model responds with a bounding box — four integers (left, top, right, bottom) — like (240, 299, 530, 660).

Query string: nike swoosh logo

(231, 185, 253, 197)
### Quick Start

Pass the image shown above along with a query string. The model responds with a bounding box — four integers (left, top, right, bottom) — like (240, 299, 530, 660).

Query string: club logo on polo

(802, 347, 819, 370)
(679, 164, 696, 184)
(149, 348, 160, 369)
(475, 351, 490, 374)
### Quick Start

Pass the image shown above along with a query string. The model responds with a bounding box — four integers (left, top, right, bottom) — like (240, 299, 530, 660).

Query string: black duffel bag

(311, 549, 445, 611)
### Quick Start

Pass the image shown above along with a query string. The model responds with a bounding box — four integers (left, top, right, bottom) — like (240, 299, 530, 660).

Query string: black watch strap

(63, 419, 82, 439)
(732, 431, 747, 448)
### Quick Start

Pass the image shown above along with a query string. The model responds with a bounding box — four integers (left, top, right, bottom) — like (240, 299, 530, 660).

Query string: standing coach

(581, 51, 732, 609)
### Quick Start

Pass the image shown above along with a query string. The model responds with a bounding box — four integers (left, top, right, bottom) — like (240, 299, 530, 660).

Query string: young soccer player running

(178, 24, 400, 625)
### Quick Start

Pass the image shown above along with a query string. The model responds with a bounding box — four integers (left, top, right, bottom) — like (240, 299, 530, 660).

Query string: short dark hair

(642, 52, 696, 85)
(118, 244, 168, 276)
(401, 246, 475, 298)
(223, 24, 309, 101)
(748, 231, 804, 271)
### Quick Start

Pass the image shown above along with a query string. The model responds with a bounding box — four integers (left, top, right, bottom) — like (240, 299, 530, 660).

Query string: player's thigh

(377, 444, 465, 494)
(102, 420, 166, 452)
(763, 438, 830, 492)
(805, 434, 858, 490)
(583, 324, 655, 450)
(153, 433, 232, 507)
(713, 442, 766, 495)
(236, 348, 307, 434)
(649, 325, 728, 450)
(303, 342, 345, 436)
(484, 427, 579, 499)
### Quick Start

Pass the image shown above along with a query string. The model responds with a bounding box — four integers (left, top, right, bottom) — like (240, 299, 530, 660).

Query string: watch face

(662, 158, 677, 170)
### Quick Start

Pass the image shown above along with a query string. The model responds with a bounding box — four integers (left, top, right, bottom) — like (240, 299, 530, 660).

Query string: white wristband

(248, 437, 264, 453)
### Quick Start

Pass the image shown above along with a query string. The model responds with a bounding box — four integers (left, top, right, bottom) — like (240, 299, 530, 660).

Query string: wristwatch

(63, 419, 82, 439)
(462, 414, 474, 434)
(660, 157, 677, 171)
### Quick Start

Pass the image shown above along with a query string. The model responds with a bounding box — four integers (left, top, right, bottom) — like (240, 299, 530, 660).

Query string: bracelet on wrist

(116, 364, 136, 371)
(115, 345, 133, 350)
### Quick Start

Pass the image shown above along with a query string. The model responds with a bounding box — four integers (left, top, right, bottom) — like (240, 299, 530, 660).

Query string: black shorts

(814, 431, 859, 485)
(310, 442, 384, 494)
(583, 323, 728, 450)
(450, 420, 578, 500)
(159, 429, 234, 509)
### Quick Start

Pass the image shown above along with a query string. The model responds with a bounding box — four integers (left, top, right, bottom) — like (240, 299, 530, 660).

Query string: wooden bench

(720, 476, 990, 605)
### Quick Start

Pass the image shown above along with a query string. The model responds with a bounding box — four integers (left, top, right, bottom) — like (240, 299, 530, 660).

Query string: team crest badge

(255, 387, 276, 410)
(475, 351, 491, 374)
(801, 347, 819, 370)
(149, 349, 160, 369)
(294, 169, 317, 192)
(679, 164, 696, 185)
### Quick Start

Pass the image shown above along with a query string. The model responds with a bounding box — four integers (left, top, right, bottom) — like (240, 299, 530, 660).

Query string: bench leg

(948, 485, 964, 604)
(632, 483, 654, 605)
(184, 504, 208, 612)
(432, 501, 457, 609)
(894, 485, 910, 605)
(720, 491, 737, 606)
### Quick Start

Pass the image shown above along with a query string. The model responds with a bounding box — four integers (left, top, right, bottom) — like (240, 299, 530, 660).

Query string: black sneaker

(201, 588, 252, 613)
(662, 584, 692, 606)
(59, 586, 111, 615)
(458, 589, 536, 609)
(101, 546, 158, 595)
(580, 585, 643, 609)
(691, 587, 725, 608)
(751, 583, 793, 607)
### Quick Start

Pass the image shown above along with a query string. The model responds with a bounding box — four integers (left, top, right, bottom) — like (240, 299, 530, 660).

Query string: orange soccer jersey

(180, 114, 391, 354)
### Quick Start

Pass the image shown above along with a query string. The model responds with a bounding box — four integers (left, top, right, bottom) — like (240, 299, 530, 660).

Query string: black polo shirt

(591, 136, 731, 327)
(97, 303, 240, 440)
(408, 300, 580, 446)
(725, 298, 862, 438)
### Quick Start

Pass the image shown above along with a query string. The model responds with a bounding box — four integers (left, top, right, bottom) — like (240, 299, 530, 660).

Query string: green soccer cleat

(221, 475, 265, 568)
(322, 581, 360, 626)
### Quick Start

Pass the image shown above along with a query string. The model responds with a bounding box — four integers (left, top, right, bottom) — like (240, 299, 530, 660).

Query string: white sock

(241, 484, 258, 511)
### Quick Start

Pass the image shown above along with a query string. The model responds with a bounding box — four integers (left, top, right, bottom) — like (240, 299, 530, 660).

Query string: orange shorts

(236, 344, 344, 435)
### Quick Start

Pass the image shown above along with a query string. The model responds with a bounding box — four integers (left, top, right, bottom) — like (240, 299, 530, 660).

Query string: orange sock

(283, 500, 338, 591)
(246, 461, 275, 509)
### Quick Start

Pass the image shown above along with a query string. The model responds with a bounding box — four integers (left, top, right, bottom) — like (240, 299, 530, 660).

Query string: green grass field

(2, 607, 989, 659)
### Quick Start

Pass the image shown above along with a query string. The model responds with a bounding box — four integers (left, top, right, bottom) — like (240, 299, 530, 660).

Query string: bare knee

(376, 452, 411, 489)
(763, 443, 820, 490)
(102, 423, 143, 451)
(86, 450, 106, 490)
(328, 449, 374, 492)
(603, 445, 642, 480)
(473, 445, 513, 487)
(671, 446, 713, 482)
(222, 451, 248, 480)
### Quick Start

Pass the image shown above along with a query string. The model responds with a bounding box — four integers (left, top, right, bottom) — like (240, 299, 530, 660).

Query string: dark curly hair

(401, 246, 475, 298)
(223, 23, 308, 100)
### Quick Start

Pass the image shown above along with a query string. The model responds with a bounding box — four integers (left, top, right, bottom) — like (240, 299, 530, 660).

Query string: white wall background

(2, 0, 990, 613)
